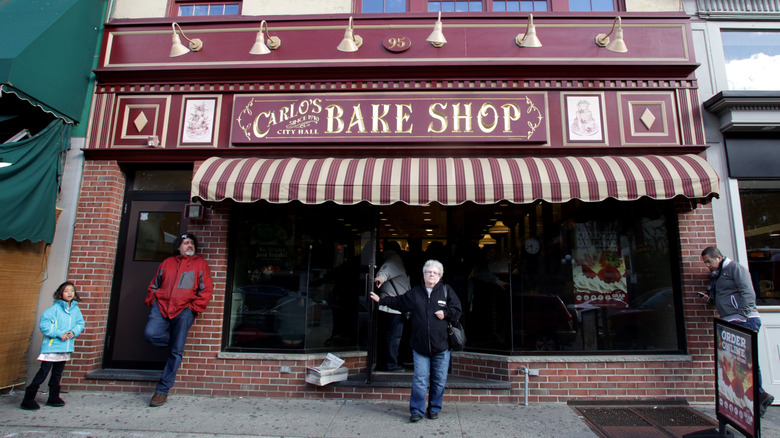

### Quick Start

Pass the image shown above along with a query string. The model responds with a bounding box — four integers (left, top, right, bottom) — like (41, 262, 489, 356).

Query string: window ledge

(453, 351, 693, 363)
(217, 350, 366, 361)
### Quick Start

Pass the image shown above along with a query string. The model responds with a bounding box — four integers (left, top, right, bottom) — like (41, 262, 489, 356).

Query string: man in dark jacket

(701, 246, 774, 416)
(144, 233, 214, 407)
(374, 241, 411, 371)
(370, 259, 462, 422)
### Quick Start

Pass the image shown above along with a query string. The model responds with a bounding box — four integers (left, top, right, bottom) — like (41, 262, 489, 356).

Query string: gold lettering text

(347, 104, 367, 133)
(372, 104, 391, 133)
(501, 103, 521, 132)
(326, 104, 344, 133)
(427, 103, 447, 133)
(395, 104, 413, 133)
(478, 103, 498, 133)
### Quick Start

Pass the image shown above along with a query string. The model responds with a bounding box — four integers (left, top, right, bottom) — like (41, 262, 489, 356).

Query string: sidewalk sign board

(714, 318, 761, 438)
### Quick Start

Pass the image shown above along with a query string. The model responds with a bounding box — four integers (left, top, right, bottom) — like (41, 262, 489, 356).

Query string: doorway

(103, 166, 193, 370)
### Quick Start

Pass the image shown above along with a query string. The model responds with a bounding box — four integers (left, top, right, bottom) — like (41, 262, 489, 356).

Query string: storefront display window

(225, 198, 683, 354)
(225, 202, 374, 352)
(740, 181, 780, 306)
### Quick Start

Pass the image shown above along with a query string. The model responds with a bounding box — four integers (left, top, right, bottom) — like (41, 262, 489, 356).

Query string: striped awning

(191, 154, 719, 205)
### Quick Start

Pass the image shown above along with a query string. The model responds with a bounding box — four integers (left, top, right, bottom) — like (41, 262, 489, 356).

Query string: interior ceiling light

(249, 20, 282, 55)
(337, 16, 363, 52)
(515, 13, 542, 48)
(169, 22, 203, 57)
(489, 220, 510, 234)
(595, 16, 628, 53)
(479, 234, 497, 246)
(426, 11, 447, 48)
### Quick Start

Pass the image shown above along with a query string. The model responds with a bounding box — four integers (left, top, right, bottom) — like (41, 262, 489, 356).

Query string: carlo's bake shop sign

(571, 221, 628, 308)
(231, 92, 546, 144)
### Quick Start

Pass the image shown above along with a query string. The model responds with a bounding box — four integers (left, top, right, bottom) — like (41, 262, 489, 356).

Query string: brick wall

(64, 166, 719, 403)
(64, 160, 125, 387)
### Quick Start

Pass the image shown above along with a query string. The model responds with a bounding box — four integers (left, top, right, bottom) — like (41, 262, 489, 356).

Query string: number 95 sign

(383, 36, 412, 53)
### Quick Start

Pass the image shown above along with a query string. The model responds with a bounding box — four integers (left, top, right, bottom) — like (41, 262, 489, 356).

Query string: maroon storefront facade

(65, 13, 723, 403)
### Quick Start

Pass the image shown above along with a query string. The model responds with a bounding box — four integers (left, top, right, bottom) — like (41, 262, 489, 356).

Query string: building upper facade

(110, 0, 682, 19)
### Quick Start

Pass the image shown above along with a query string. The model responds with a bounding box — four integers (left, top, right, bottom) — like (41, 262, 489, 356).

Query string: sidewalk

(0, 390, 594, 438)
(1, 390, 778, 437)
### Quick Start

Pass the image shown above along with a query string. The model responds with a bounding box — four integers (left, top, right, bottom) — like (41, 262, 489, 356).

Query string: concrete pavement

(1, 390, 779, 437)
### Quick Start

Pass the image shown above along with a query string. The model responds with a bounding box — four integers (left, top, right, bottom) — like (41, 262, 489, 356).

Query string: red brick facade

(62, 160, 720, 403)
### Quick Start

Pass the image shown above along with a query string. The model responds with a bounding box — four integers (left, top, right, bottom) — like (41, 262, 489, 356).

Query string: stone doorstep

(86, 369, 161, 382)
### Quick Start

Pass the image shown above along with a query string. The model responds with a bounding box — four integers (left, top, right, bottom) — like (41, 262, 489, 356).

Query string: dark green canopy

(0, 120, 71, 243)
(0, 0, 104, 122)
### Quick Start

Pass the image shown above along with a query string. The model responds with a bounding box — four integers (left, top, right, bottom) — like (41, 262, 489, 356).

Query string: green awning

(0, 0, 103, 122)
(0, 119, 72, 243)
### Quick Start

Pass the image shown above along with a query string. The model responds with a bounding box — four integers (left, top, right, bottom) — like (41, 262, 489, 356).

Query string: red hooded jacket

(145, 254, 214, 319)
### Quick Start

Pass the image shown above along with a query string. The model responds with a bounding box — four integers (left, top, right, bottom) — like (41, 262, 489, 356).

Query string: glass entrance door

(104, 198, 188, 369)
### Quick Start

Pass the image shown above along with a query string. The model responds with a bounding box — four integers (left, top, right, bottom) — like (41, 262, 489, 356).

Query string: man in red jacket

(144, 233, 213, 407)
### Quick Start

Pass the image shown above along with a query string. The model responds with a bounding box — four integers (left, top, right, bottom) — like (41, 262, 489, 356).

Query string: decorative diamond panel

(640, 108, 656, 130)
(617, 92, 679, 146)
(111, 96, 170, 148)
(133, 112, 149, 132)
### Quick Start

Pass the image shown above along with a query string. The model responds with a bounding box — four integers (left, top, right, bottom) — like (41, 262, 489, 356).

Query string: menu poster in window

(572, 221, 627, 307)
(715, 319, 760, 438)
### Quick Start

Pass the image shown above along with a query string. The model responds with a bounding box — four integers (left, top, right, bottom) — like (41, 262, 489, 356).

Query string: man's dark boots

(20, 386, 40, 410)
(46, 385, 65, 407)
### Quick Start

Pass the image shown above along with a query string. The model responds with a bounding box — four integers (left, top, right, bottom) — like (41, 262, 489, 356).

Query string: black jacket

(379, 281, 462, 356)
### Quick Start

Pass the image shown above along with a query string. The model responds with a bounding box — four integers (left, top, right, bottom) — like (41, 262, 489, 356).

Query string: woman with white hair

(370, 259, 462, 422)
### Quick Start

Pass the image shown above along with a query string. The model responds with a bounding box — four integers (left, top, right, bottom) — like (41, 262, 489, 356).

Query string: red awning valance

(191, 155, 719, 205)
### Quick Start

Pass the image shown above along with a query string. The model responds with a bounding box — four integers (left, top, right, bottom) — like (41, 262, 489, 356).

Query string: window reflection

(134, 211, 181, 261)
(740, 181, 780, 305)
(569, 0, 614, 11)
(363, 0, 407, 12)
(225, 199, 682, 354)
(722, 31, 780, 91)
(226, 202, 372, 351)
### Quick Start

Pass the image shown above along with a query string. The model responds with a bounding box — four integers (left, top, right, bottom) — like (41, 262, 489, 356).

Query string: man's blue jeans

(411, 349, 450, 416)
(731, 317, 766, 394)
(144, 302, 195, 395)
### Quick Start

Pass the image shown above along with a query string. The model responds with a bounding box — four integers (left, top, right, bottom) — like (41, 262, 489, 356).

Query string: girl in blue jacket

(20, 281, 85, 410)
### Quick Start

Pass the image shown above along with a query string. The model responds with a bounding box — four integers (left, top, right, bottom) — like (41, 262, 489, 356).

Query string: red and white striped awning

(191, 155, 719, 205)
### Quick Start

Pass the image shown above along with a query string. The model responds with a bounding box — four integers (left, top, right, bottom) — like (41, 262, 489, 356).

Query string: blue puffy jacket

(39, 300, 85, 354)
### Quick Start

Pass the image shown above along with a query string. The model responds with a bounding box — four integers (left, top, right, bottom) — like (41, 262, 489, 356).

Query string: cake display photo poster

(572, 221, 628, 308)
(716, 321, 758, 436)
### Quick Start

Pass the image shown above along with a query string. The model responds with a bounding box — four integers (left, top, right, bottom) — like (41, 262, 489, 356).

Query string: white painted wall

(626, 0, 682, 12)
(111, 0, 167, 19)
(243, 0, 351, 16)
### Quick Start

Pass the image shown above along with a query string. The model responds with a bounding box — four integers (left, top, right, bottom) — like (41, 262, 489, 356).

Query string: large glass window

(225, 202, 374, 352)
(722, 31, 780, 91)
(740, 181, 780, 306)
(225, 198, 683, 354)
(448, 199, 681, 353)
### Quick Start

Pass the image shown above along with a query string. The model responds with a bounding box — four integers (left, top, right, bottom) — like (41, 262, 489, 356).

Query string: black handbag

(448, 320, 466, 351)
(443, 287, 466, 350)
